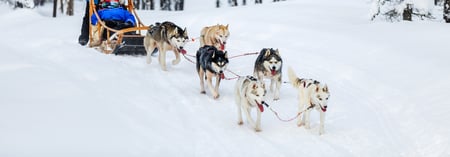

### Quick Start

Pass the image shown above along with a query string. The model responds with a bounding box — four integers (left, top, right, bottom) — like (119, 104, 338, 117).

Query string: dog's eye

(326, 98, 329, 100)
(219, 35, 223, 37)
(318, 98, 322, 101)
(256, 94, 260, 97)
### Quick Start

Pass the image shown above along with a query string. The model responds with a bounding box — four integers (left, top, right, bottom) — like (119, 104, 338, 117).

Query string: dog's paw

(319, 130, 325, 135)
(305, 125, 311, 129)
(297, 122, 304, 127)
(255, 128, 261, 132)
(146, 58, 152, 64)
(172, 59, 181, 65)
(273, 97, 280, 101)
(238, 121, 243, 125)
(200, 91, 206, 94)
(213, 94, 220, 99)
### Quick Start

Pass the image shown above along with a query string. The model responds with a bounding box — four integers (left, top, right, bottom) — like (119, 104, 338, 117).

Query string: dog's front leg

(319, 111, 325, 135)
(158, 49, 167, 71)
(255, 109, 262, 132)
(237, 102, 244, 125)
(244, 107, 256, 130)
(172, 51, 181, 65)
(273, 76, 282, 100)
(206, 73, 219, 99)
(214, 75, 221, 96)
(199, 69, 206, 94)
(304, 109, 311, 129)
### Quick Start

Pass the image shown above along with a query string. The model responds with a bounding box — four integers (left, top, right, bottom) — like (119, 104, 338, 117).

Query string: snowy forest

(2, 0, 450, 22)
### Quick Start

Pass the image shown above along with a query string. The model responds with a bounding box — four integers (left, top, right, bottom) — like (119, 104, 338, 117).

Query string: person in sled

(89, 0, 136, 47)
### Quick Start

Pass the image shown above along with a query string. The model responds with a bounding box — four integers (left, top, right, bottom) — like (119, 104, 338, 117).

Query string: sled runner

(88, 0, 147, 55)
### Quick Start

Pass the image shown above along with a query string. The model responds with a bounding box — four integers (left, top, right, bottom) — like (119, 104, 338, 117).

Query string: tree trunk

(242, 0, 246, 5)
(53, 0, 57, 17)
(403, 3, 412, 21)
(174, 0, 183, 10)
(60, 0, 64, 14)
(135, 0, 140, 10)
(216, 0, 220, 8)
(66, 0, 73, 16)
(445, 0, 450, 22)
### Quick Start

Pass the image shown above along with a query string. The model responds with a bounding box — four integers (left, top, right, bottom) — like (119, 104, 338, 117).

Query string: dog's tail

(288, 67, 301, 89)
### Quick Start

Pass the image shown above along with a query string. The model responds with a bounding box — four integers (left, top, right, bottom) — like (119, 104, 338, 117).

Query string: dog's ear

(275, 48, 280, 56)
(212, 51, 215, 58)
(323, 84, 329, 93)
(224, 51, 228, 58)
(226, 24, 229, 29)
(183, 27, 187, 36)
(173, 27, 178, 34)
(264, 49, 271, 57)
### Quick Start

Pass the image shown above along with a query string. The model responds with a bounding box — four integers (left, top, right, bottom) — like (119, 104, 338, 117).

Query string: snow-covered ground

(1, 0, 449, 156)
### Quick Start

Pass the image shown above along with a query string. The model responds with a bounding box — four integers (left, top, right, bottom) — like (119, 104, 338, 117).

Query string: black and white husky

(235, 76, 267, 132)
(288, 67, 330, 135)
(253, 48, 283, 100)
(196, 45, 229, 99)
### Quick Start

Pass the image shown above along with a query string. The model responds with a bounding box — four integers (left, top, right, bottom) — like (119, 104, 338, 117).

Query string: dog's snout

(179, 46, 184, 49)
(219, 70, 223, 73)
(223, 41, 226, 44)
(324, 106, 328, 109)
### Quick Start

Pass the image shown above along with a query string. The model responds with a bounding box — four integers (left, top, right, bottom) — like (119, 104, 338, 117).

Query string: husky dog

(200, 24, 230, 51)
(288, 67, 330, 135)
(196, 45, 229, 99)
(235, 76, 266, 132)
(144, 21, 189, 71)
(253, 48, 283, 100)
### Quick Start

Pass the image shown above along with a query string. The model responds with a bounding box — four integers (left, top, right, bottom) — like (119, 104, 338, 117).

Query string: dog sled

(88, 0, 148, 55)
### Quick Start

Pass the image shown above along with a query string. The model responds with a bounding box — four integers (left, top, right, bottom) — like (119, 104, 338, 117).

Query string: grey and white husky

(253, 48, 283, 100)
(144, 21, 189, 71)
(288, 67, 330, 135)
(235, 76, 267, 132)
(196, 45, 229, 99)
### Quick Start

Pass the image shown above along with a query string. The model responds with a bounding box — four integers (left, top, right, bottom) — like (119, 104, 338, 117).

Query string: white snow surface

(1, 0, 450, 156)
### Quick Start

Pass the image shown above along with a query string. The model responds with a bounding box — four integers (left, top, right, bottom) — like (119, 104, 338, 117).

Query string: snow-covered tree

(370, 0, 434, 21)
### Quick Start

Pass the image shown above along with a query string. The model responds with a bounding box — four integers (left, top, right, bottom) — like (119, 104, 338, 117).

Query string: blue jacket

(91, 8, 136, 26)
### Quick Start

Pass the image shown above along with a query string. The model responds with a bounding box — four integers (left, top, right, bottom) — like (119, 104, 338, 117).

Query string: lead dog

(254, 48, 283, 100)
(196, 45, 229, 99)
(144, 21, 189, 71)
(235, 76, 267, 132)
(288, 67, 330, 135)
(200, 24, 230, 51)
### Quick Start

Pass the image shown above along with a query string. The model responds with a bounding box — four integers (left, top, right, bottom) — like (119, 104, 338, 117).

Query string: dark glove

(118, 21, 133, 29)
(105, 20, 119, 27)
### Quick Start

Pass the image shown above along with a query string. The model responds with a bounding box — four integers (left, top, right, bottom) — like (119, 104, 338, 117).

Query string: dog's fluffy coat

(254, 48, 283, 100)
(288, 67, 330, 135)
(144, 21, 189, 71)
(200, 24, 230, 51)
(196, 45, 229, 99)
(235, 76, 266, 132)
